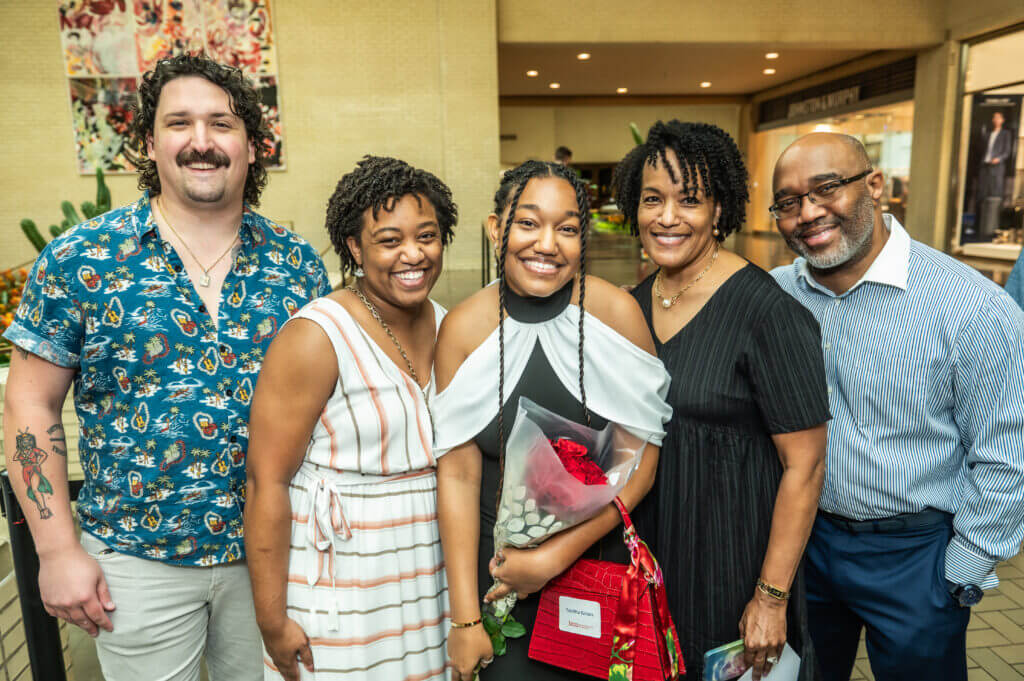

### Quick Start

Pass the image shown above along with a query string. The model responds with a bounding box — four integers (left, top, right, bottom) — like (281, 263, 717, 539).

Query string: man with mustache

(768, 133, 1024, 681)
(2, 55, 329, 681)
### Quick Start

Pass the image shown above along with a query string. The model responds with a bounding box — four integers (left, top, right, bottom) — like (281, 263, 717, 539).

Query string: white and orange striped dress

(265, 297, 449, 681)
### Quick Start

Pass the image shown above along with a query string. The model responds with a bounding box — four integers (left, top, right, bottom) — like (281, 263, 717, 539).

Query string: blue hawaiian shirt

(4, 194, 331, 566)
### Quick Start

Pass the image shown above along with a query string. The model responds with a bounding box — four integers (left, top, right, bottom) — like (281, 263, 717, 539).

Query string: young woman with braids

(433, 161, 672, 680)
(613, 120, 829, 681)
(245, 156, 456, 681)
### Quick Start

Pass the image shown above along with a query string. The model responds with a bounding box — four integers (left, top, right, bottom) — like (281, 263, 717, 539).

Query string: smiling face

(772, 134, 882, 271)
(635, 149, 721, 272)
(346, 193, 443, 310)
(146, 76, 255, 208)
(489, 176, 583, 298)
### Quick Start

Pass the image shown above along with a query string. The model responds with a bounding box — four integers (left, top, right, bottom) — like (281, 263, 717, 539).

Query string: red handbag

(528, 498, 684, 680)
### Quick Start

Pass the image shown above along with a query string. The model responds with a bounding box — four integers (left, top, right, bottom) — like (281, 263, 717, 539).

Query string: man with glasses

(768, 133, 1024, 681)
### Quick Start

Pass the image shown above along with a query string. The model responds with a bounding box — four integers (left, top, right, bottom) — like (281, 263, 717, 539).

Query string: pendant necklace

(154, 197, 238, 287)
(653, 245, 719, 309)
(347, 284, 432, 418)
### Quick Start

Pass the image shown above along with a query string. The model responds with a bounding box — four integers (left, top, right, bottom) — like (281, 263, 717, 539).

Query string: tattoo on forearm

(47, 424, 67, 458)
(13, 429, 55, 519)
(15, 346, 29, 361)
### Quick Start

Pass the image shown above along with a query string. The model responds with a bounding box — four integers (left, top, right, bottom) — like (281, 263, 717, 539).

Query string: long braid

(495, 180, 526, 516)
(573, 179, 590, 425)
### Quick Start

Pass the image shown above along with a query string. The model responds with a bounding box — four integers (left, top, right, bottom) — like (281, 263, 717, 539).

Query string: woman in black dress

(434, 161, 672, 681)
(613, 121, 830, 681)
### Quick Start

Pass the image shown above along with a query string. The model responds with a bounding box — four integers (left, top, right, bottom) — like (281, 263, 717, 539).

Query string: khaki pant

(81, 532, 262, 681)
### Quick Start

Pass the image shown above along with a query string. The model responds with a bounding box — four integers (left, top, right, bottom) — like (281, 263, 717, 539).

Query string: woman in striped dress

(244, 156, 458, 681)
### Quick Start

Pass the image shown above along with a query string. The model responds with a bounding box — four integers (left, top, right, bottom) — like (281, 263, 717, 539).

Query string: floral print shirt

(4, 194, 331, 566)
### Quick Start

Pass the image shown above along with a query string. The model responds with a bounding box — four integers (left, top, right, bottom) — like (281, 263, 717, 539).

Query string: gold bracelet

(450, 616, 482, 629)
(757, 579, 790, 601)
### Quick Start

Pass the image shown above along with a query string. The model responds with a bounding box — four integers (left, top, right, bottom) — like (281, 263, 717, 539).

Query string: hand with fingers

(484, 545, 560, 604)
(448, 622, 495, 681)
(261, 617, 314, 681)
(38, 545, 115, 637)
(738, 589, 787, 680)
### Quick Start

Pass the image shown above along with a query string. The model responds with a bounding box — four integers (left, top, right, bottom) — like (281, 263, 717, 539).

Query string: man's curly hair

(325, 156, 458, 275)
(611, 120, 749, 241)
(125, 54, 272, 206)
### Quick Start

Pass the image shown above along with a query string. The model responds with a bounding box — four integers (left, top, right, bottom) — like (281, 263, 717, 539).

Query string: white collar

(798, 213, 910, 294)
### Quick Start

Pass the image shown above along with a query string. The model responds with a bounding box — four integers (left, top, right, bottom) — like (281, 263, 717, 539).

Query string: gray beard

(787, 193, 875, 271)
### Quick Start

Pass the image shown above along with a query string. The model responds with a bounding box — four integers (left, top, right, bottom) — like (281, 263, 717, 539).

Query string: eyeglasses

(769, 169, 872, 219)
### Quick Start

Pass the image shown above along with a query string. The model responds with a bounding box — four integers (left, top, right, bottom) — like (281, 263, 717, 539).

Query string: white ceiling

(499, 43, 873, 96)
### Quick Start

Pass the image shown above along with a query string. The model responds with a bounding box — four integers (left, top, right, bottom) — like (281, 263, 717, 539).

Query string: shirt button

(229, 435, 237, 443)
(834, 299, 841, 306)
(198, 304, 207, 314)
(824, 342, 831, 350)
(225, 389, 233, 397)
(828, 386, 833, 395)
(173, 264, 182, 273)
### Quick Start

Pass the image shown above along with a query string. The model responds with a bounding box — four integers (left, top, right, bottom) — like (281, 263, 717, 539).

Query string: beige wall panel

(1, 1, 499, 273)
(498, 0, 945, 48)
(946, 0, 1024, 41)
(500, 104, 742, 166)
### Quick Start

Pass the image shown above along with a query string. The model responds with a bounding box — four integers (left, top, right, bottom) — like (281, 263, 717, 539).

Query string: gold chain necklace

(653, 245, 720, 309)
(346, 284, 431, 410)
(154, 197, 238, 287)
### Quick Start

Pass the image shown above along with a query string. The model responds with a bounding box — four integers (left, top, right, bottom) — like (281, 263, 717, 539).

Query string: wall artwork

(58, 0, 285, 173)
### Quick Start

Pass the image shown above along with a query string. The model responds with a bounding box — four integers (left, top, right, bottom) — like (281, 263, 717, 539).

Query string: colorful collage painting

(58, 0, 285, 173)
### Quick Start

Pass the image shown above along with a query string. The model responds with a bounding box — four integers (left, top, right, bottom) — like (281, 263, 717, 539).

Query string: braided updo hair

(611, 120, 749, 241)
(492, 160, 591, 513)
(325, 155, 458, 275)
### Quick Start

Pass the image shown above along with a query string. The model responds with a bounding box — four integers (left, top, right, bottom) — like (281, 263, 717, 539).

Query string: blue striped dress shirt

(772, 215, 1024, 589)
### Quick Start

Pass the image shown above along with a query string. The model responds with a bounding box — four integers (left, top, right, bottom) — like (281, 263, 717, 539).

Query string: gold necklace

(653, 245, 719, 309)
(346, 284, 431, 407)
(154, 197, 238, 287)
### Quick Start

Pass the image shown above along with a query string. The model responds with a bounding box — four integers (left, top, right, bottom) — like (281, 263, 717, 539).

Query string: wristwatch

(948, 582, 983, 608)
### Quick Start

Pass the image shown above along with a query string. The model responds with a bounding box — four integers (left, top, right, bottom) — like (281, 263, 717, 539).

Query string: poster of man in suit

(961, 94, 1021, 243)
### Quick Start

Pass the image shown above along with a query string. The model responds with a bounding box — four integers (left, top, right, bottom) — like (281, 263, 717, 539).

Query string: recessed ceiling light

(616, 87, 628, 94)
(765, 52, 779, 59)
(549, 82, 561, 89)
(577, 52, 591, 61)
(700, 81, 712, 88)
(526, 69, 539, 77)
(763, 68, 776, 75)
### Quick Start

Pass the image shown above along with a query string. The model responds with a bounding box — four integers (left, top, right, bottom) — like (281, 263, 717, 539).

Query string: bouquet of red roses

(484, 398, 647, 653)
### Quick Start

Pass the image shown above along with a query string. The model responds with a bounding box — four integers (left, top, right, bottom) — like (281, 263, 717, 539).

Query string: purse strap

(608, 497, 683, 680)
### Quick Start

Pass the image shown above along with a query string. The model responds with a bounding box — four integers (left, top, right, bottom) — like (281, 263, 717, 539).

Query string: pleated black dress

(631, 264, 830, 681)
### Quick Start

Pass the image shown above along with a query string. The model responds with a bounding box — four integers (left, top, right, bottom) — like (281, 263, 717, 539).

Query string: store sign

(787, 86, 861, 119)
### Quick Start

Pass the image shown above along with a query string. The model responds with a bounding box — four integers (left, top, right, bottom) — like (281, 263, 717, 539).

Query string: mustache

(794, 218, 841, 238)
(176, 149, 230, 168)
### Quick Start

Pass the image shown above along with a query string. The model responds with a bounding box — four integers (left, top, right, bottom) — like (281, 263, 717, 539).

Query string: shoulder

(580, 275, 655, 354)
(437, 284, 500, 356)
(769, 259, 803, 293)
(39, 201, 141, 266)
(907, 241, 1022, 323)
(248, 211, 322, 258)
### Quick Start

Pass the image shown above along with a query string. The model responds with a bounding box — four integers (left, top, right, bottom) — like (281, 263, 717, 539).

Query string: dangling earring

(354, 266, 365, 278)
(713, 226, 721, 238)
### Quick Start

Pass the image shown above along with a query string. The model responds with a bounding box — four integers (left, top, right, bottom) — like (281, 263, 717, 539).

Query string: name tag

(558, 596, 601, 639)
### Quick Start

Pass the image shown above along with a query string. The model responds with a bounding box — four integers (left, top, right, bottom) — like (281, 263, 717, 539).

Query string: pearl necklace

(652, 246, 719, 309)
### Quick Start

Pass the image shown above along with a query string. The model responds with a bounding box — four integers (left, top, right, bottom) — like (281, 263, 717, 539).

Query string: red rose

(549, 438, 607, 486)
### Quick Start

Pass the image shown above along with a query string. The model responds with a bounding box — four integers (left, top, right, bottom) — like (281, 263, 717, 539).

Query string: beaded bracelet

(757, 578, 791, 601)
(450, 616, 483, 629)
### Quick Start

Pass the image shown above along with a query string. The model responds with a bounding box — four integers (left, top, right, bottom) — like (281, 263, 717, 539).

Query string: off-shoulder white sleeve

(431, 307, 672, 457)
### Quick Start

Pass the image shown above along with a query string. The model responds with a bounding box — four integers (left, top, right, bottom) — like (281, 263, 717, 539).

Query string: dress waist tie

(301, 471, 352, 631)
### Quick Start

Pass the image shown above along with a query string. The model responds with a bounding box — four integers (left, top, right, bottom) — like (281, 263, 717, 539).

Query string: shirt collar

(797, 213, 910, 295)
(133, 192, 259, 247)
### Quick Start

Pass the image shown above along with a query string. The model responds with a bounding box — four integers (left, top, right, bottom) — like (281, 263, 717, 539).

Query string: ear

(346, 235, 363, 268)
(146, 133, 156, 162)
(247, 137, 256, 165)
(486, 213, 503, 248)
(713, 201, 722, 227)
(866, 169, 885, 203)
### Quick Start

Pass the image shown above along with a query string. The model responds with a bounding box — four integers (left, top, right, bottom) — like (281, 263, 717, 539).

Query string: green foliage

(20, 169, 112, 253)
(630, 122, 644, 146)
(483, 606, 524, 657)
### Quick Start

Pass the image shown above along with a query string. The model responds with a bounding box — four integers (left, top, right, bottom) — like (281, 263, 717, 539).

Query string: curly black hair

(611, 120, 749, 241)
(125, 54, 273, 207)
(325, 155, 458, 276)
(492, 160, 591, 515)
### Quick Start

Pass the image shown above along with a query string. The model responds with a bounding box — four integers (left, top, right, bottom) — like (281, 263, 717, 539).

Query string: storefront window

(747, 100, 914, 233)
(954, 28, 1024, 257)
